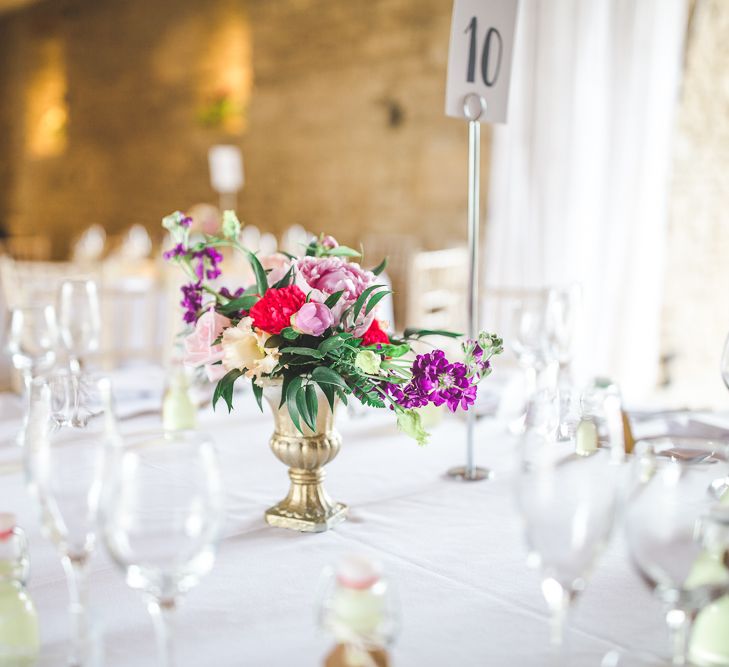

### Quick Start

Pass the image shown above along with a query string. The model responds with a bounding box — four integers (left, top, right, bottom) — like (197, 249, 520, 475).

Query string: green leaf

(403, 327, 463, 339)
(305, 383, 318, 429)
(352, 284, 387, 321)
(317, 336, 345, 355)
(271, 265, 295, 289)
(218, 294, 259, 315)
(364, 289, 390, 315)
(295, 385, 315, 431)
(367, 342, 410, 358)
(286, 376, 304, 433)
(245, 249, 269, 296)
(311, 366, 348, 390)
(280, 346, 323, 359)
(325, 246, 361, 258)
(281, 327, 299, 340)
(251, 380, 263, 412)
(372, 257, 388, 276)
(212, 369, 243, 411)
(317, 381, 336, 413)
(324, 290, 345, 309)
(265, 335, 284, 349)
(279, 251, 297, 260)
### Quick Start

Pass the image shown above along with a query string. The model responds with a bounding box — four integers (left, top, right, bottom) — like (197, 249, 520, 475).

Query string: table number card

(444, 0, 519, 123)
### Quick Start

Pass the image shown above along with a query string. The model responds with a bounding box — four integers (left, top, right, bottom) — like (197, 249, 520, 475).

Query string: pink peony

(183, 309, 231, 381)
(295, 257, 375, 334)
(291, 302, 335, 337)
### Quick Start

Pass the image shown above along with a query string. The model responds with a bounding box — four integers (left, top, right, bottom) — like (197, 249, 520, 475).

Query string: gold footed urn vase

(262, 383, 347, 533)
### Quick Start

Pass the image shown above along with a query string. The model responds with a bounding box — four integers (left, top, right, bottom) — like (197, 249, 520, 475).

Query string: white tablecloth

(0, 383, 706, 667)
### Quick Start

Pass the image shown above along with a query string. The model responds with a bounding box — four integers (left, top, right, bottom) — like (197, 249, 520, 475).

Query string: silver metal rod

(466, 119, 480, 478)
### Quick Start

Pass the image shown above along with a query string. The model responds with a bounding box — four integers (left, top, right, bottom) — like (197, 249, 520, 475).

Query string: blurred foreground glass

(317, 555, 399, 665)
(6, 305, 58, 386)
(99, 431, 224, 667)
(57, 280, 101, 371)
(24, 371, 116, 666)
(515, 426, 620, 661)
(625, 438, 729, 665)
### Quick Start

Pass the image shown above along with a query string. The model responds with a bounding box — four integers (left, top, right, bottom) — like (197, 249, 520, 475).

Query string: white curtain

(485, 0, 688, 400)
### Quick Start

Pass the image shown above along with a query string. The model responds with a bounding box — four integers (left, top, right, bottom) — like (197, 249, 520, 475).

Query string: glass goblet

(625, 438, 729, 666)
(6, 304, 59, 388)
(515, 428, 620, 658)
(99, 430, 224, 667)
(57, 279, 101, 372)
(24, 371, 117, 666)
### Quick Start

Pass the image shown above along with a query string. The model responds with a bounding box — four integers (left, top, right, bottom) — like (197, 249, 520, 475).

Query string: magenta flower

(163, 243, 187, 261)
(180, 282, 203, 324)
(192, 247, 224, 280)
(291, 302, 335, 337)
(386, 350, 477, 412)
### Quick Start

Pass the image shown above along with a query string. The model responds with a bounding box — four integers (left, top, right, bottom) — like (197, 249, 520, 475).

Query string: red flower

(362, 319, 390, 346)
(249, 286, 306, 334)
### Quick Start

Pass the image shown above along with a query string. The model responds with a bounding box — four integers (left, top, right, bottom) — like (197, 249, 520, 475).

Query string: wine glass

(546, 285, 581, 383)
(721, 333, 729, 392)
(24, 370, 117, 666)
(6, 305, 59, 388)
(515, 420, 621, 660)
(99, 430, 224, 667)
(625, 438, 729, 666)
(57, 280, 101, 372)
(510, 293, 557, 432)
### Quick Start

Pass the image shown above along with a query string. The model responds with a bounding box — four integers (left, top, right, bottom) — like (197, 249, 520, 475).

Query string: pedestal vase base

(265, 501, 348, 533)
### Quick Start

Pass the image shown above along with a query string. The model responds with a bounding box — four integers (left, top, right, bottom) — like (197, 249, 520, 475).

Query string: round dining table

(0, 371, 695, 667)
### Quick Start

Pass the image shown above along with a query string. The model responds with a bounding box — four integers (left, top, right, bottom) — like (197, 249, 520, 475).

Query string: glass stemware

(625, 438, 729, 666)
(721, 333, 729, 392)
(545, 285, 581, 383)
(24, 371, 116, 666)
(99, 431, 224, 667)
(515, 416, 620, 660)
(57, 280, 101, 372)
(6, 305, 59, 389)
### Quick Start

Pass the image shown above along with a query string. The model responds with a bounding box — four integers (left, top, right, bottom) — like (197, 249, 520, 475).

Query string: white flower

(221, 317, 280, 380)
(222, 210, 242, 240)
(354, 350, 381, 375)
(161, 211, 190, 244)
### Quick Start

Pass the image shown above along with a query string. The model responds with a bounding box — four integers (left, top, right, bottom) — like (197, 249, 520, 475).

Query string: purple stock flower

(179, 215, 193, 228)
(386, 350, 477, 413)
(163, 243, 187, 261)
(192, 247, 223, 280)
(219, 286, 245, 300)
(180, 282, 203, 324)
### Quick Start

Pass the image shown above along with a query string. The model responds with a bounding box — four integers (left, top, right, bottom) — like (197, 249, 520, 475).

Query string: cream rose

(221, 317, 280, 380)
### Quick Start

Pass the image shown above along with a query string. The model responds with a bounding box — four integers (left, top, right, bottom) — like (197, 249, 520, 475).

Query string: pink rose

(291, 302, 335, 337)
(183, 309, 231, 381)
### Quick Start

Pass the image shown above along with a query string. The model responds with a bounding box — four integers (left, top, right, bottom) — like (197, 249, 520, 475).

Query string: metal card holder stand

(447, 93, 491, 482)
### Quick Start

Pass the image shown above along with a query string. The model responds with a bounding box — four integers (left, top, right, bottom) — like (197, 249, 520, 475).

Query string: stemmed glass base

(446, 465, 492, 481)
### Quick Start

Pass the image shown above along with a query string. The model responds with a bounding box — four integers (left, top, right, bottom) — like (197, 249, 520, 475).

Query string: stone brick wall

(660, 0, 729, 408)
(0, 0, 488, 258)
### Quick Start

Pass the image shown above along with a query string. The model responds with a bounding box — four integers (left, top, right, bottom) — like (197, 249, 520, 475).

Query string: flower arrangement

(162, 210, 503, 445)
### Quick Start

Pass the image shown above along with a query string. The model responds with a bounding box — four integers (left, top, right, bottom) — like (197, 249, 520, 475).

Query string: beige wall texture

(0, 0, 489, 258)
(660, 0, 729, 408)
